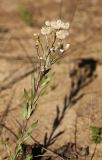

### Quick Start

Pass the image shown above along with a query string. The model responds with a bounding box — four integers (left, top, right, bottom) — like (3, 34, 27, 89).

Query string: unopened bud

(60, 49, 64, 53)
(40, 57, 43, 60)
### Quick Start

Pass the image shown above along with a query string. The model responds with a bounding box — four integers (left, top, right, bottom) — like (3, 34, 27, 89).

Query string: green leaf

(18, 6, 33, 27)
(99, 128, 102, 134)
(31, 78, 36, 100)
(34, 72, 40, 81)
(40, 73, 54, 96)
(45, 54, 50, 68)
(25, 121, 38, 140)
(23, 101, 29, 119)
(24, 88, 29, 101)
(26, 154, 32, 160)
(15, 138, 23, 157)
(18, 126, 23, 137)
(5, 144, 12, 157)
(40, 86, 47, 96)
(30, 104, 37, 116)
(26, 104, 32, 119)
(51, 58, 59, 65)
(92, 135, 102, 144)
(41, 74, 53, 88)
(91, 126, 100, 135)
(5, 144, 14, 160)
(91, 126, 102, 144)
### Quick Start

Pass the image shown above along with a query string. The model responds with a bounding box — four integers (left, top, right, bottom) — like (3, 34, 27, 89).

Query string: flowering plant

(6, 19, 70, 160)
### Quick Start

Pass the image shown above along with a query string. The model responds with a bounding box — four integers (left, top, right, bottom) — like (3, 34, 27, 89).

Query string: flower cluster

(41, 19, 69, 40)
(34, 19, 70, 74)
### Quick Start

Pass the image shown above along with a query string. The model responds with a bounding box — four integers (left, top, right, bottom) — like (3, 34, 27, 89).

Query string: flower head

(56, 42, 70, 53)
(65, 43, 70, 50)
(35, 19, 70, 58)
(51, 19, 63, 30)
(50, 19, 70, 30)
(45, 21, 51, 27)
(61, 22, 70, 30)
(56, 30, 69, 39)
(41, 26, 52, 35)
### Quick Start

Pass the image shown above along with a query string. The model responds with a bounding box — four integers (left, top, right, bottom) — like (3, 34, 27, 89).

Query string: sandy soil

(0, 0, 102, 159)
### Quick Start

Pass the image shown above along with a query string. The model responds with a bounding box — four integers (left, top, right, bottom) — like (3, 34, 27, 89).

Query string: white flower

(60, 49, 64, 53)
(61, 22, 70, 30)
(39, 57, 43, 60)
(51, 19, 63, 30)
(56, 42, 70, 53)
(41, 26, 52, 35)
(56, 30, 69, 39)
(33, 33, 39, 39)
(50, 19, 70, 30)
(65, 43, 70, 50)
(45, 21, 51, 26)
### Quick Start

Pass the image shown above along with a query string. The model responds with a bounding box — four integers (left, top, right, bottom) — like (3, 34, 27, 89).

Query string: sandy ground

(0, 0, 102, 159)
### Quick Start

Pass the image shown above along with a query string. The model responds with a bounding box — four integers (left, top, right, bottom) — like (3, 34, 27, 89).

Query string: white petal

(45, 21, 51, 26)
(41, 26, 52, 35)
(65, 43, 70, 50)
(51, 20, 60, 29)
(56, 30, 69, 39)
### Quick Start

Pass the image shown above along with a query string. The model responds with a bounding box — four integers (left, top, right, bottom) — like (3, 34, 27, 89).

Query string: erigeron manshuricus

(34, 19, 70, 67)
